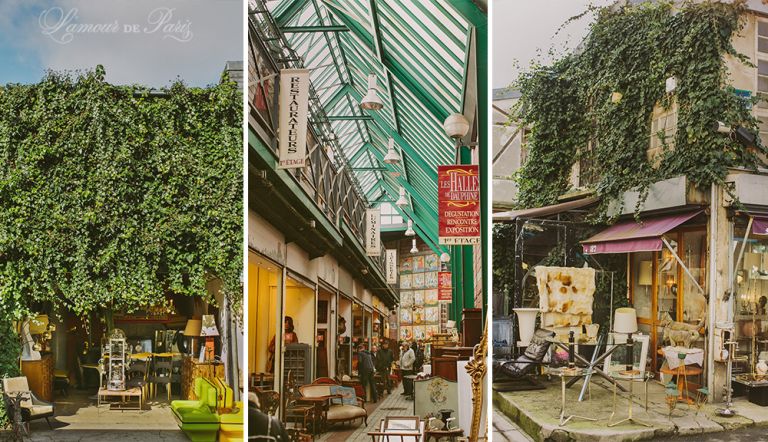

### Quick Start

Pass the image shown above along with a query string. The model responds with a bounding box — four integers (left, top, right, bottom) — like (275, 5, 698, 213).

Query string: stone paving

(317, 382, 418, 442)
(493, 408, 534, 442)
(494, 376, 768, 442)
(1, 389, 186, 441)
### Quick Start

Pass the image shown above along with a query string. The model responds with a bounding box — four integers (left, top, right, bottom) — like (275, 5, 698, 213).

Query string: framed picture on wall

(401, 274, 412, 289)
(413, 256, 425, 272)
(425, 289, 438, 305)
(401, 257, 413, 274)
(604, 333, 650, 376)
(425, 271, 438, 288)
(426, 254, 439, 271)
(413, 326, 426, 341)
(413, 291, 424, 306)
(317, 300, 329, 324)
(401, 327, 413, 341)
(425, 306, 438, 323)
(426, 325, 439, 338)
(413, 273, 425, 288)
(400, 309, 412, 325)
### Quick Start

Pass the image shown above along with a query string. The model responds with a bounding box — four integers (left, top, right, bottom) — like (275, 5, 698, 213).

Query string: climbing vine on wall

(513, 1, 767, 218)
(0, 66, 243, 320)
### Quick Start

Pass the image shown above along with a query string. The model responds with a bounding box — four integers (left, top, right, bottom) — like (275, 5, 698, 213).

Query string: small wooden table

(297, 396, 332, 434)
(660, 364, 703, 404)
(97, 387, 143, 410)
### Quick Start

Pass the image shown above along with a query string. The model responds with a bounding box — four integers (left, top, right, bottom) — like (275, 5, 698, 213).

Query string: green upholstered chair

(170, 377, 219, 442)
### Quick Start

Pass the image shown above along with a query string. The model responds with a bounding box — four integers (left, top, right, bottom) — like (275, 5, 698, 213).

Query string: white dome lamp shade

(360, 73, 384, 111)
(443, 113, 470, 139)
(395, 187, 408, 207)
(410, 239, 419, 254)
(439, 252, 451, 263)
(383, 137, 400, 164)
(405, 219, 415, 236)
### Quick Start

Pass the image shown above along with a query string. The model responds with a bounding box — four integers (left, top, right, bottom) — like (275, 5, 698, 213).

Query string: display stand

(107, 337, 126, 391)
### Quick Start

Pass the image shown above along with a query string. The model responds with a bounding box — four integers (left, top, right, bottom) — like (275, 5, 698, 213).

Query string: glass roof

(262, 0, 479, 250)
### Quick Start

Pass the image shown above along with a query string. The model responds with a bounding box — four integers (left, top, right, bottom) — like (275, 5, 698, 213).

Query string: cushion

(300, 385, 331, 398)
(524, 329, 555, 360)
(498, 355, 535, 377)
(329, 385, 357, 406)
(327, 404, 366, 421)
(176, 407, 217, 423)
(28, 405, 53, 417)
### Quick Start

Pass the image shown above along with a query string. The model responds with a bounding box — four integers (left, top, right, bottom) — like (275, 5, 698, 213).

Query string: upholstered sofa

(299, 383, 367, 427)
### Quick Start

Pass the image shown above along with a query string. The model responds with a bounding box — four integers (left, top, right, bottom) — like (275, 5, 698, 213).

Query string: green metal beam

(317, 115, 373, 121)
(322, 2, 449, 122)
(346, 86, 438, 182)
(351, 167, 387, 171)
(281, 25, 349, 33)
(378, 185, 441, 256)
(274, 0, 310, 27)
(323, 84, 351, 111)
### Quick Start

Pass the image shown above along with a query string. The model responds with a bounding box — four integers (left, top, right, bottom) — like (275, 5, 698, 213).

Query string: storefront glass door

(248, 251, 281, 390)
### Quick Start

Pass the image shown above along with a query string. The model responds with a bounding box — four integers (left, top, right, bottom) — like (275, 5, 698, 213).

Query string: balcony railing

(249, 1, 386, 274)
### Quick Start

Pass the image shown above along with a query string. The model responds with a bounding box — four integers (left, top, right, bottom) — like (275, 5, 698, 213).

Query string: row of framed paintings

(401, 290, 439, 307)
(400, 324, 441, 341)
(400, 254, 440, 274)
(400, 272, 439, 289)
(400, 305, 440, 325)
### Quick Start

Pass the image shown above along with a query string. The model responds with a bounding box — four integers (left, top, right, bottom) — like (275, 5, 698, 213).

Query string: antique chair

(493, 328, 555, 391)
(298, 382, 367, 429)
(150, 356, 173, 401)
(368, 416, 424, 442)
(2, 377, 54, 433)
(126, 360, 149, 402)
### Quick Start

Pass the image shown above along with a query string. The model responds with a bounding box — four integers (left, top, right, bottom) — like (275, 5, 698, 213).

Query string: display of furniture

(182, 357, 225, 399)
(2, 377, 54, 434)
(126, 360, 149, 402)
(97, 387, 143, 410)
(424, 428, 464, 442)
(298, 382, 367, 428)
(493, 329, 554, 391)
(368, 416, 424, 442)
(548, 336, 629, 394)
(53, 370, 70, 397)
(732, 376, 768, 406)
(20, 353, 54, 402)
(200, 315, 219, 362)
(213, 377, 244, 442)
(608, 371, 652, 427)
(550, 368, 596, 426)
(413, 376, 459, 421)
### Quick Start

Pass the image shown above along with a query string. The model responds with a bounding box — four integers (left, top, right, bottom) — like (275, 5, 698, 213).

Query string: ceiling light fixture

(360, 73, 384, 111)
(383, 137, 400, 164)
(395, 187, 408, 207)
(405, 219, 415, 236)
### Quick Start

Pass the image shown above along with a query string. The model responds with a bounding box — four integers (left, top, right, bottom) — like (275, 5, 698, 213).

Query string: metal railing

(249, 1, 386, 273)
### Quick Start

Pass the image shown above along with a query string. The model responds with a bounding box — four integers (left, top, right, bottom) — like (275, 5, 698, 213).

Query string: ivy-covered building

(495, 1, 768, 404)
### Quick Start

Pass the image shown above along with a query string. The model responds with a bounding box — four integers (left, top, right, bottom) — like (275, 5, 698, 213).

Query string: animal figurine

(659, 312, 704, 348)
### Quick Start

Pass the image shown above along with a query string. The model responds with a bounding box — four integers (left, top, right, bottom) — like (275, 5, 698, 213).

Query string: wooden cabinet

(21, 354, 54, 402)
(462, 308, 482, 348)
(181, 357, 225, 400)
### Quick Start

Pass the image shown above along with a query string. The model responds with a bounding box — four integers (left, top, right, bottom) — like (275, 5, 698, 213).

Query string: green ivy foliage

(0, 318, 20, 428)
(0, 67, 243, 320)
(513, 1, 767, 218)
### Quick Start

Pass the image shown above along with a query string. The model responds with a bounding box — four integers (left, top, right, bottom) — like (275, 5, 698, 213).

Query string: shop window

(337, 296, 353, 377)
(248, 252, 281, 388)
(631, 252, 654, 322)
(681, 231, 707, 324)
(648, 101, 678, 167)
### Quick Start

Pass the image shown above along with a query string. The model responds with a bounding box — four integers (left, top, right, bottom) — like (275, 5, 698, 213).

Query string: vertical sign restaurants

(365, 208, 381, 256)
(385, 249, 398, 284)
(278, 69, 310, 169)
(438, 165, 481, 245)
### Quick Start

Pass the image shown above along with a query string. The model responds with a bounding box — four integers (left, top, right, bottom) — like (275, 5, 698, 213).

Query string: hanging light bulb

(405, 219, 415, 236)
(360, 73, 384, 111)
(410, 239, 419, 254)
(383, 137, 400, 164)
(395, 187, 408, 207)
(440, 252, 451, 263)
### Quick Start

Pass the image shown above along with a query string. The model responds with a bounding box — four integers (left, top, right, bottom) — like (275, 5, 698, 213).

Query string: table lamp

(183, 318, 202, 357)
(614, 307, 638, 375)
(200, 315, 219, 362)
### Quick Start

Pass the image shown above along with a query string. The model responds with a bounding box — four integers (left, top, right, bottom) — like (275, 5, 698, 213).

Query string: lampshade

(395, 187, 408, 207)
(383, 137, 400, 164)
(184, 319, 202, 337)
(410, 239, 418, 254)
(405, 219, 415, 236)
(613, 308, 638, 334)
(360, 74, 384, 111)
(443, 113, 469, 139)
(440, 252, 451, 263)
(200, 315, 219, 337)
(638, 261, 652, 286)
(28, 315, 49, 335)
(445, 320, 456, 329)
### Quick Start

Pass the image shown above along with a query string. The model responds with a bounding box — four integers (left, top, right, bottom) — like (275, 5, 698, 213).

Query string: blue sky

(0, 0, 243, 87)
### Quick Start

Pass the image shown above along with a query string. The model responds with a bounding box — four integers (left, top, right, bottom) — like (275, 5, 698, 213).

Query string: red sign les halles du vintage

(438, 165, 480, 245)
